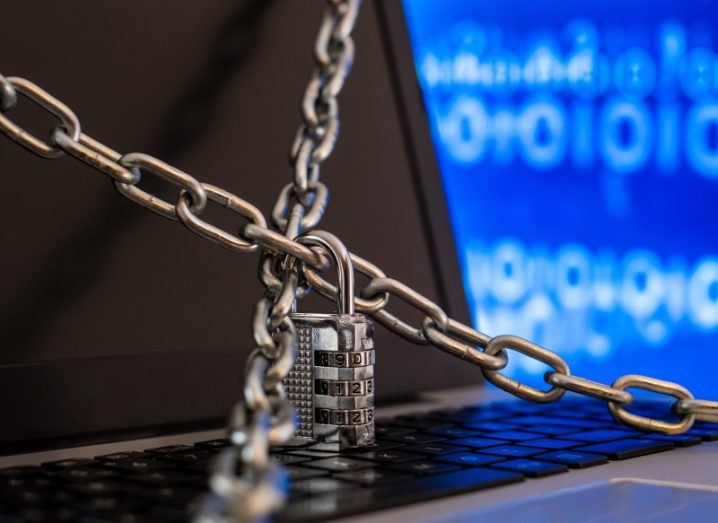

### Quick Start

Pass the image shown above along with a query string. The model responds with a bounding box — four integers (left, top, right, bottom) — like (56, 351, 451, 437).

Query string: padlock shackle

(297, 231, 355, 315)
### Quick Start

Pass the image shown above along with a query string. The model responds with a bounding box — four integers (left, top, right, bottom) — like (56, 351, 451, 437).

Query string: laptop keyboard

(1, 399, 716, 522)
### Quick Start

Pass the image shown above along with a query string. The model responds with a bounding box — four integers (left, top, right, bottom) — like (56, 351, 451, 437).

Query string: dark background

(0, 1, 475, 446)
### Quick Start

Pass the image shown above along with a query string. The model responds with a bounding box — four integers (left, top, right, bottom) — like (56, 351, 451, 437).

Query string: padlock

(283, 231, 375, 451)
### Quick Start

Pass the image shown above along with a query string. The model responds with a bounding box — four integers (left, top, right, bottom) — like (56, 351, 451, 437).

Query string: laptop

(1, 0, 717, 522)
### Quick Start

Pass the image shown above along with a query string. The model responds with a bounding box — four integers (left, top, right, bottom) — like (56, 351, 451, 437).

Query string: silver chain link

(3, 0, 718, 520)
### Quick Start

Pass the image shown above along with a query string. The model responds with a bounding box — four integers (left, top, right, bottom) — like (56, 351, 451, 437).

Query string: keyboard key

(149, 505, 191, 521)
(387, 461, 461, 476)
(194, 439, 230, 452)
(352, 450, 421, 464)
(124, 470, 203, 486)
(41, 459, 96, 470)
(101, 457, 172, 472)
(586, 413, 619, 424)
(291, 477, 354, 496)
(0, 466, 41, 478)
(391, 417, 454, 431)
(3, 488, 75, 507)
(345, 441, 405, 454)
(425, 426, 483, 439)
(451, 437, 509, 449)
(287, 449, 343, 459)
(645, 434, 703, 447)
(537, 408, 592, 419)
(144, 445, 195, 455)
(135, 485, 196, 507)
(65, 480, 134, 497)
(688, 427, 718, 441)
(625, 401, 674, 416)
(438, 411, 510, 424)
(374, 424, 416, 437)
(270, 454, 313, 465)
(560, 429, 633, 443)
(2, 489, 47, 505)
(576, 438, 674, 460)
(484, 430, 542, 442)
(158, 450, 213, 466)
(536, 450, 608, 468)
(422, 408, 461, 419)
(375, 466, 522, 497)
(302, 457, 375, 472)
(522, 425, 581, 436)
(489, 401, 542, 414)
(284, 466, 328, 480)
(385, 433, 446, 445)
(520, 438, 582, 450)
(435, 453, 505, 467)
(0, 477, 55, 490)
(73, 495, 149, 515)
(45, 467, 118, 482)
(515, 416, 608, 429)
(490, 459, 568, 478)
(463, 421, 521, 432)
(9, 508, 76, 522)
(334, 469, 413, 486)
(403, 443, 470, 456)
(476, 445, 543, 458)
(94, 452, 148, 463)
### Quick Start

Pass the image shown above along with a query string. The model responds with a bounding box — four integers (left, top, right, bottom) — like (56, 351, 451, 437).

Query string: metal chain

(3, 70, 717, 433)
(196, 2, 363, 521)
(2, 0, 718, 519)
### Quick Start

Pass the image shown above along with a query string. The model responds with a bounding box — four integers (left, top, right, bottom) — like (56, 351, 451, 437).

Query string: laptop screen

(402, 0, 718, 398)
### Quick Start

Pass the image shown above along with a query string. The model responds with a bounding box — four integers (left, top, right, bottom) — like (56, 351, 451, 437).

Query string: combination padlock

(283, 231, 375, 451)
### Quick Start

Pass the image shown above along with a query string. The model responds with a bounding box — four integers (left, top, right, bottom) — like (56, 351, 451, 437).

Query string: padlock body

(284, 312, 375, 451)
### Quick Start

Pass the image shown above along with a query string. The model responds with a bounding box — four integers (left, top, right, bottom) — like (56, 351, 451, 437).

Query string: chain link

(52, 129, 139, 185)
(2, 0, 718, 519)
(0, 76, 80, 158)
(116, 152, 208, 220)
(675, 399, 718, 422)
(544, 372, 633, 405)
(204, 3, 363, 519)
(362, 277, 449, 344)
(176, 184, 267, 254)
(271, 180, 329, 231)
(422, 318, 506, 371)
(608, 375, 696, 435)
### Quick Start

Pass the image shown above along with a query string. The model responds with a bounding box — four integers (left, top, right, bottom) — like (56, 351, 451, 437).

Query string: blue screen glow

(402, 0, 718, 397)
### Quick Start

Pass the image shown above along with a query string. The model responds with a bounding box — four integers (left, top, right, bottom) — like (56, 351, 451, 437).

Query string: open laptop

(1, 0, 717, 522)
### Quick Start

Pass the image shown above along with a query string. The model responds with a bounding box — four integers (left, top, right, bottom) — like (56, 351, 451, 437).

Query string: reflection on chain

(3, 0, 718, 520)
